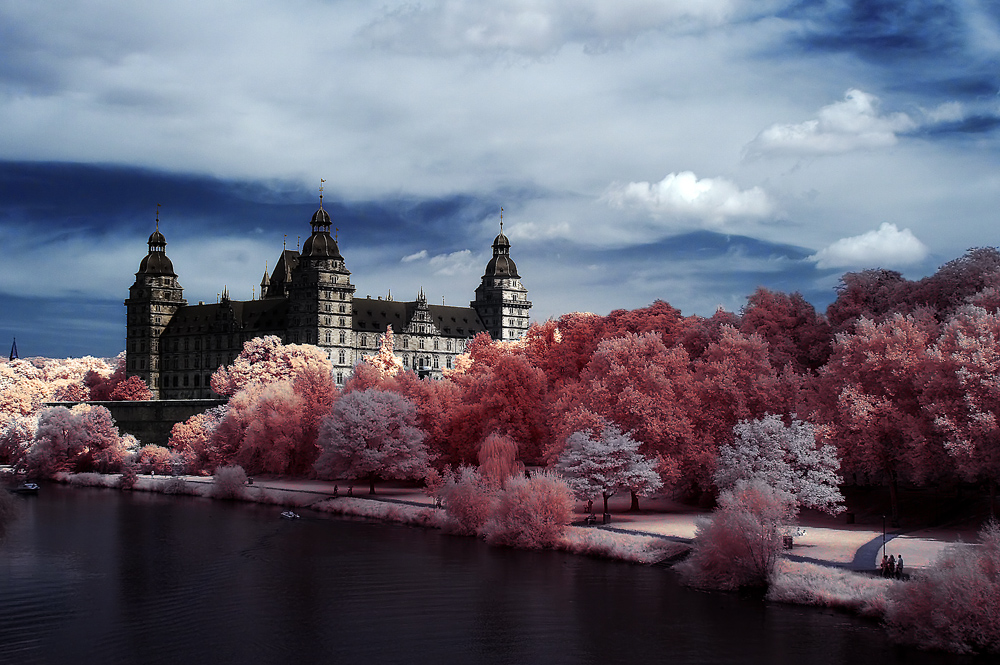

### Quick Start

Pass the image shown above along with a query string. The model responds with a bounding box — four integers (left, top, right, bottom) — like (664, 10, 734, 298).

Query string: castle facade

(125, 202, 531, 399)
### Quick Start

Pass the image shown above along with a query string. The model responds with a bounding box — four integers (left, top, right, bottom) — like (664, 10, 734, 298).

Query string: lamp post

(882, 515, 886, 558)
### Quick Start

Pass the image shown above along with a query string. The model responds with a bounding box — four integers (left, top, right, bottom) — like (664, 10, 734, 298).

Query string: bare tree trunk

(369, 475, 377, 495)
(629, 490, 640, 512)
(603, 493, 610, 515)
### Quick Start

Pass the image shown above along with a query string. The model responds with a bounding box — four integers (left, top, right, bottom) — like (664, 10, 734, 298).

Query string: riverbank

(50, 471, 977, 572)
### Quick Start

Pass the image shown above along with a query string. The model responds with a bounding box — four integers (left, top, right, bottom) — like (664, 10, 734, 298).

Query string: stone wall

(46, 400, 226, 447)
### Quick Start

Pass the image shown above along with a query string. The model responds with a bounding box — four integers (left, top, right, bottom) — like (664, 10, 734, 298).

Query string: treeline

(5, 248, 1000, 522)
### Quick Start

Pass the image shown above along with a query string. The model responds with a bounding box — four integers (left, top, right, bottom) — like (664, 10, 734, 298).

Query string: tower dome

(137, 213, 175, 276)
(484, 231, 519, 278)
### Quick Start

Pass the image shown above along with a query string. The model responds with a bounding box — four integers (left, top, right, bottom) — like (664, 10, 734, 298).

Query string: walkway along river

(0, 485, 974, 665)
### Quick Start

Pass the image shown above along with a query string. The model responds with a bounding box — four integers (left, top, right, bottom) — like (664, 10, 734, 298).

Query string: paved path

(141, 474, 972, 571)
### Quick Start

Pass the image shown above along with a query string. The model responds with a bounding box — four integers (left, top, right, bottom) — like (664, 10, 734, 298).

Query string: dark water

(0, 486, 973, 665)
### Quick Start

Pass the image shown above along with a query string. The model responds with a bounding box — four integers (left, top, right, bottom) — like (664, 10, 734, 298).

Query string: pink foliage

(439, 466, 496, 535)
(314, 389, 430, 493)
(168, 405, 227, 472)
(929, 307, 1000, 490)
(26, 404, 134, 477)
(739, 288, 832, 372)
(480, 471, 574, 549)
(210, 335, 332, 397)
(677, 479, 795, 590)
(811, 312, 946, 521)
(361, 325, 405, 379)
(135, 444, 173, 474)
(0, 414, 38, 466)
(478, 432, 523, 487)
(108, 375, 153, 401)
(887, 522, 1000, 654)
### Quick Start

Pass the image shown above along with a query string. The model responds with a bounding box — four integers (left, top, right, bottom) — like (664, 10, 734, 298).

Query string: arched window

(433, 356, 439, 369)
(338, 350, 346, 364)
(433, 339, 439, 350)
(337, 372, 344, 384)
(325, 331, 332, 344)
(339, 331, 346, 344)
(419, 339, 425, 350)
(361, 335, 367, 347)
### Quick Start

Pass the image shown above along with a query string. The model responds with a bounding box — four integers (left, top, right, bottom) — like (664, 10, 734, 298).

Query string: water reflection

(0, 485, 973, 665)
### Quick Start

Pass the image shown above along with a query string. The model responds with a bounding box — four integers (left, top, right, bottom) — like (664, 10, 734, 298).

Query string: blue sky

(1, 0, 998, 358)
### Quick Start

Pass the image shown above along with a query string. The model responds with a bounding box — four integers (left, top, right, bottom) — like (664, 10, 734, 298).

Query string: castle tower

(471, 215, 531, 341)
(124, 212, 186, 398)
(287, 192, 356, 370)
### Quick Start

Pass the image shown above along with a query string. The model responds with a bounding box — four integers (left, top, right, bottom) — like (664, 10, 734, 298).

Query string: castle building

(125, 201, 531, 399)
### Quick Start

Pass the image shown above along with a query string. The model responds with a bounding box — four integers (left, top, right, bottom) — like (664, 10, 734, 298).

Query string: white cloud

(603, 171, 774, 225)
(745, 90, 918, 158)
(808, 222, 929, 269)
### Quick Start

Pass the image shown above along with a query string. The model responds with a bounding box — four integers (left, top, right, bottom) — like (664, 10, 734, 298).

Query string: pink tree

(314, 389, 430, 494)
(928, 307, 1000, 514)
(554, 422, 663, 515)
(168, 405, 228, 473)
(478, 432, 523, 487)
(689, 326, 792, 493)
(812, 313, 945, 525)
(361, 325, 405, 379)
(109, 375, 153, 401)
(739, 288, 832, 372)
(26, 404, 134, 477)
(210, 335, 333, 397)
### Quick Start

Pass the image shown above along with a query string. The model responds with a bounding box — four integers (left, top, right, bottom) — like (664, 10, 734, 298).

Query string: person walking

(896, 555, 904, 579)
(880, 554, 889, 577)
(887, 554, 896, 578)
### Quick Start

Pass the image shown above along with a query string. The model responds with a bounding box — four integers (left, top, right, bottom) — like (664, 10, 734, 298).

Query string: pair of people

(880, 553, 904, 579)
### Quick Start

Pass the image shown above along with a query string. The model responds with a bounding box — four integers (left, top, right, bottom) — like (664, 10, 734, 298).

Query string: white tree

(554, 423, 662, 515)
(714, 414, 844, 515)
(314, 389, 430, 494)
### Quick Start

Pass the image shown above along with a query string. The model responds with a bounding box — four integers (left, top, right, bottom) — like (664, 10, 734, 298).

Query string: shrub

(211, 465, 248, 500)
(677, 479, 794, 590)
(439, 466, 495, 535)
(120, 464, 138, 490)
(886, 522, 1000, 654)
(481, 471, 574, 549)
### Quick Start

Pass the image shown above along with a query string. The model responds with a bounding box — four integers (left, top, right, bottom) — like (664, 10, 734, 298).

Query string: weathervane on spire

(500, 206, 503, 233)
(156, 203, 162, 230)
(319, 178, 326, 209)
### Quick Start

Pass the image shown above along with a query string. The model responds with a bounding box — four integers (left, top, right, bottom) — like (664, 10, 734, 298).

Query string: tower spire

(9, 337, 17, 361)
(319, 178, 326, 209)
(500, 206, 503, 233)
(156, 203, 162, 231)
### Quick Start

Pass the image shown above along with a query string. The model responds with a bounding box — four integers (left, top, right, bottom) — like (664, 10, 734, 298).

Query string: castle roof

(352, 297, 486, 338)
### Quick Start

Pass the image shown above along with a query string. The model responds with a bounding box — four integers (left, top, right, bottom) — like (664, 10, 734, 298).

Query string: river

(0, 485, 972, 665)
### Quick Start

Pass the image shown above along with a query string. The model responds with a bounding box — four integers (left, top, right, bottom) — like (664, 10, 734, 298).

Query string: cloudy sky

(2, 0, 998, 358)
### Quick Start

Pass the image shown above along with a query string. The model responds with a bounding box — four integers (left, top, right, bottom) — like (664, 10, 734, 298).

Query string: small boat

(279, 510, 300, 520)
(10, 482, 39, 495)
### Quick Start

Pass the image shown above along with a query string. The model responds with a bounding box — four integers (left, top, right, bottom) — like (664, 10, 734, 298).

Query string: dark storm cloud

(787, 0, 966, 60)
(913, 114, 1000, 137)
